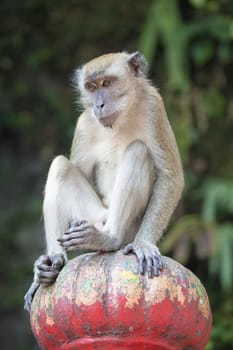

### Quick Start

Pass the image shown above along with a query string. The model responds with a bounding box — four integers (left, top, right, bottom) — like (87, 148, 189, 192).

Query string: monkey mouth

(99, 112, 119, 127)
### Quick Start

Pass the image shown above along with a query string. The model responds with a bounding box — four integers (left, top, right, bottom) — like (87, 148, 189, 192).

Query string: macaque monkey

(24, 51, 184, 311)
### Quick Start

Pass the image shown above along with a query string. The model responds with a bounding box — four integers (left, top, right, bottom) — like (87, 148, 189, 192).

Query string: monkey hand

(34, 254, 65, 286)
(123, 240, 163, 278)
(58, 221, 117, 252)
(24, 254, 65, 312)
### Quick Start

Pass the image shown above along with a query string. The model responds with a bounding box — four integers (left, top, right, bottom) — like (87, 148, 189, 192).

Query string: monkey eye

(103, 80, 111, 87)
(85, 82, 96, 92)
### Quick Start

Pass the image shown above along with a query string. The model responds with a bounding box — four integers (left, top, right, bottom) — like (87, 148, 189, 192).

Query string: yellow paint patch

(176, 285, 186, 305)
(145, 274, 186, 306)
(111, 267, 142, 309)
(31, 309, 40, 335)
(121, 270, 140, 283)
(46, 316, 55, 326)
(40, 286, 54, 310)
(54, 266, 76, 301)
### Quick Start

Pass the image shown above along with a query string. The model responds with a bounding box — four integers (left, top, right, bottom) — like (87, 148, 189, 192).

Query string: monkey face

(75, 52, 147, 128)
(85, 75, 130, 128)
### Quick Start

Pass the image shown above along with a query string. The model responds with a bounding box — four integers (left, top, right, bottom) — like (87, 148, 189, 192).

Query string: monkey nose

(96, 103, 105, 110)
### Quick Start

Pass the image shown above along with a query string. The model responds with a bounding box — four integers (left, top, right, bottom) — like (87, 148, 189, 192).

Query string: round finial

(30, 251, 212, 350)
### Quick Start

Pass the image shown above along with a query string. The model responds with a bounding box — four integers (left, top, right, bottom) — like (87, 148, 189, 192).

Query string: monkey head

(74, 52, 147, 128)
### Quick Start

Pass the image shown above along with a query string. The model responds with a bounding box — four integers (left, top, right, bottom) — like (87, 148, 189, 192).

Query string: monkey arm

(123, 172, 183, 277)
(137, 172, 184, 243)
(124, 94, 184, 276)
(138, 92, 184, 243)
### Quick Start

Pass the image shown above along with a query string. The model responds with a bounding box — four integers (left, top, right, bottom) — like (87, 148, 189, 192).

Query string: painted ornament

(30, 251, 212, 350)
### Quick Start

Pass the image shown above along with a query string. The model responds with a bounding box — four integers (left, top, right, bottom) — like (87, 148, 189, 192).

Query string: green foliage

(199, 180, 233, 291)
(139, 0, 189, 91)
(161, 215, 216, 263)
(201, 180, 233, 223)
(207, 290, 233, 349)
(209, 223, 233, 291)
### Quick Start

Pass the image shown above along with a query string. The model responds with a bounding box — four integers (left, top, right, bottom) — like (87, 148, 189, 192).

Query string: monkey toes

(24, 254, 65, 312)
(35, 253, 65, 286)
(123, 242, 163, 278)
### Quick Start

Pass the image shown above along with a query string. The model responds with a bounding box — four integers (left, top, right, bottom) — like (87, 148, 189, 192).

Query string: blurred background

(0, 0, 233, 349)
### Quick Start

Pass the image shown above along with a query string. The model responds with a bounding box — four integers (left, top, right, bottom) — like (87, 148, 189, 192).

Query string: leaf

(161, 214, 203, 252)
(173, 236, 191, 264)
(139, 0, 189, 90)
(209, 223, 233, 291)
(191, 40, 215, 66)
(138, 1, 159, 69)
(201, 179, 233, 223)
(219, 224, 233, 291)
(189, 0, 207, 8)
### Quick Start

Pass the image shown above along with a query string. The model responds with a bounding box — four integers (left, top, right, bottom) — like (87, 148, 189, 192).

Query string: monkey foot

(123, 241, 163, 277)
(24, 254, 65, 312)
(35, 254, 65, 286)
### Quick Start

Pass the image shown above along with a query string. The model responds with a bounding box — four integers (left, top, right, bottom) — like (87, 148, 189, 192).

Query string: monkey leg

(105, 140, 155, 241)
(43, 155, 107, 256)
(58, 141, 155, 253)
(25, 155, 107, 312)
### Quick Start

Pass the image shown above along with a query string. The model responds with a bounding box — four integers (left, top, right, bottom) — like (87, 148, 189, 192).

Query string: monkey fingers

(59, 239, 83, 252)
(51, 253, 66, 270)
(70, 219, 88, 228)
(123, 242, 163, 278)
(63, 222, 91, 236)
(36, 254, 52, 266)
(36, 264, 60, 286)
(144, 253, 161, 277)
(35, 254, 64, 286)
(58, 224, 98, 251)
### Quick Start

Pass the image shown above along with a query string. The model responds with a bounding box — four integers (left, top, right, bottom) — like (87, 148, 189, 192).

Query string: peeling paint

(75, 264, 107, 306)
(121, 270, 140, 284)
(144, 274, 186, 306)
(111, 266, 143, 308)
(188, 273, 210, 319)
(30, 252, 212, 350)
(82, 279, 92, 294)
(46, 316, 55, 326)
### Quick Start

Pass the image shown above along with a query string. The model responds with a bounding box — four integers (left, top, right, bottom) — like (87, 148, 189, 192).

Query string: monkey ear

(127, 51, 147, 77)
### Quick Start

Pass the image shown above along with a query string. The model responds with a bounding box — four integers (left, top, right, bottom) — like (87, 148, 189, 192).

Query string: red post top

(30, 251, 212, 350)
